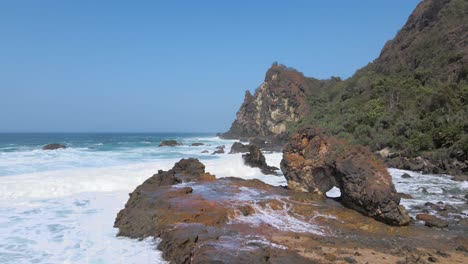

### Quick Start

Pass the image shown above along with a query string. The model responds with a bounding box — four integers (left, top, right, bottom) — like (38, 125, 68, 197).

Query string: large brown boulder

(281, 127, 410, 226)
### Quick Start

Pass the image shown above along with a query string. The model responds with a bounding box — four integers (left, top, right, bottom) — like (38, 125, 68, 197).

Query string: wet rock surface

(191, 142, 204, 146)
(242, 145, 279, 175)
(115, 159, 468, 264)
(159, 140, 182, 147)
(281, 127, 410, 226)
(229, 142, 250, 154)
(42, 143, 66, 150)
(212, 145, 225, 155)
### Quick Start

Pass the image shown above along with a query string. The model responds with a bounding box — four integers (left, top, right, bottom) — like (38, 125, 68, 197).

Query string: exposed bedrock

(115, 158, 467, 263)
(281, 127, 410, 226)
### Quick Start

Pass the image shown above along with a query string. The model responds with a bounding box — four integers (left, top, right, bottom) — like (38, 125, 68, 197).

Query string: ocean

(0, 133, 466, 263)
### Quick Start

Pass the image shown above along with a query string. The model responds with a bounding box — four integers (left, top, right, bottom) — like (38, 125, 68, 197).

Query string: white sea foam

(0, 192, 167, 264)
(232, 200, 325, 235)
(0, 138, 288, 263)
(1, 135, 465, 263)
(389, 168, 467, 210)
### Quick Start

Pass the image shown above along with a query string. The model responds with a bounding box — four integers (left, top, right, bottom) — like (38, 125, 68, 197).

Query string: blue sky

(0, 0, 420, 132)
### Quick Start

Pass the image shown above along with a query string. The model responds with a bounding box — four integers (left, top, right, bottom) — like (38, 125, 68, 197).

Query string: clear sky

(0, 0, 420, 133)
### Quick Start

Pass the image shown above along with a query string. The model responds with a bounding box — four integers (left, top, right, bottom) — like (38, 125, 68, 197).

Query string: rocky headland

(221, 0, 468, 179)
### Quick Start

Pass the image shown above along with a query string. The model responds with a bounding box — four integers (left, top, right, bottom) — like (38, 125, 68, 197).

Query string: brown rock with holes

(281, 126, 410, 226)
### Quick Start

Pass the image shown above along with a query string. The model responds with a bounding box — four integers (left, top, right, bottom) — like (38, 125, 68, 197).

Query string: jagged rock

(242, 145, 279, 175)
(416, 214, 449, 228)
(42, 143, 66, 150)
(281, 127, 410, 226)
(191, 143, 204, 146)
(221, 64, 332, 140)
(159, 140, 182, 147)
(229, 142, 250, 154)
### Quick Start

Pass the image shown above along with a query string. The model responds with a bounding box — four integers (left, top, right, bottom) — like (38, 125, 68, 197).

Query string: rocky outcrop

(42, 143, 66, 150)
(159, 140, 182, 147)
(229, 142, 250, 154)
(115, 159, 468, 263)
(383, 154, 468, 181)
(242, 145, 279, 175)
(281, 127, 410, 226)
(222, 64, 332, 141)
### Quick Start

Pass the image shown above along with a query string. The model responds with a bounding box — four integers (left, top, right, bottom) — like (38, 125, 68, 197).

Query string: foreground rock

(42, 143, 66, 150)
(159, 140, 182, 147)
(229, 142, 250, 154)
(115, 159, 468, 264)
(242, 145, 279, 175)
(281, 127, 410, 226)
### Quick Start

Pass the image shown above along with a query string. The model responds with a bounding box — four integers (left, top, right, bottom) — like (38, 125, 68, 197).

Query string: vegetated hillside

(295, 0, 468, 161)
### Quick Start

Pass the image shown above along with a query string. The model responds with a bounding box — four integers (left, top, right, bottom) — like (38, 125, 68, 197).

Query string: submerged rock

(229, 142, 250, 154)
(281, 127, 410, 226)
(242, 145, 279, 175)
(191, 142, 204, 146)
(42, 143, 66, 150)
(159, 140, 182, 147)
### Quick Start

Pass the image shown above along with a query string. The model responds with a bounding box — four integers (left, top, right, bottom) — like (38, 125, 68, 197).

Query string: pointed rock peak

(265, 62, 306, 84)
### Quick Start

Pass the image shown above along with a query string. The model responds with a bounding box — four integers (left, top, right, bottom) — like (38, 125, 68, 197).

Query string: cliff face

(222, 64, 309, 139)
(222, 64, 335, 139)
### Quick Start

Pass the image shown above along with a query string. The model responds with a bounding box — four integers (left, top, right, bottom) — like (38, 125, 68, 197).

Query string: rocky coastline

(115, 157, 468, 263)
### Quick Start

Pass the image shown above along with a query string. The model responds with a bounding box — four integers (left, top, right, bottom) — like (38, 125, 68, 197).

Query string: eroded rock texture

(222, 64, 317, 140)
(281, 127, 410, 226)
(115, 158, 467, 263)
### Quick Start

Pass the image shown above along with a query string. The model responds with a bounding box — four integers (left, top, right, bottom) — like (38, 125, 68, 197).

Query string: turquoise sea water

(0, 133, 251, 264)
(0, 133, 220, 176)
